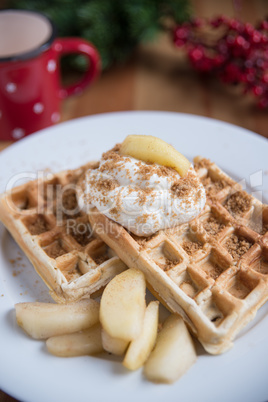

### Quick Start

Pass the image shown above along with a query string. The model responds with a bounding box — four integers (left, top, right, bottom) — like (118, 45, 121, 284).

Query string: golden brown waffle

(0, 163, 126, 303)
(89, 157, 268, 354)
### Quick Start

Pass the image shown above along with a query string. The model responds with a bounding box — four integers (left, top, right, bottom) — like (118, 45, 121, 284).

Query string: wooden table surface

(1, 1, 268, 401)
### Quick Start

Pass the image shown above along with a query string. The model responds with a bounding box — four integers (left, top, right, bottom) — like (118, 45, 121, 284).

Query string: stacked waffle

(0, 163, 126, 303)
(1, 157, 267, 354)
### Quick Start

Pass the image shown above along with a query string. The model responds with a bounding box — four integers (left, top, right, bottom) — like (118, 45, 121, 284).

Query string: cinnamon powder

(203, 216, 225, 236)
(182, 240, 203, 255)
(225, 234, 252, 261)
(225, 191, 251, 217)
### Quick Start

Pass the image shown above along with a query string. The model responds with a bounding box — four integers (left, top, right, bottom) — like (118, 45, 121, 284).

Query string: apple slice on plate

(120, 135, 190, 177)
(46, 323, 103, 357)
(15, 299, 100, 339)
(143, 314, 196, 383)
(123, 300, 159, 370)
(100, 268, 146, 342)
(102, 329, 129, 355)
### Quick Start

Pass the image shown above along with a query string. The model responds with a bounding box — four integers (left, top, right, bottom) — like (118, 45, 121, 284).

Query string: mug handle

(52, 38, 101, 99)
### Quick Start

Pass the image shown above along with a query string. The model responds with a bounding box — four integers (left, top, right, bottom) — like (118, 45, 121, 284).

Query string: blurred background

(0, 0, 267, 147)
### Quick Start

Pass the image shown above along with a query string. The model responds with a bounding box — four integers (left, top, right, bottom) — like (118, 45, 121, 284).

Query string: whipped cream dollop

(78, 148, 206, 236)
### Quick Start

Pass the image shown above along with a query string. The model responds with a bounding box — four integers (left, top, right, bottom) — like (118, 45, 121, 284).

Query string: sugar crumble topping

(78, 144, 206, 236)
(224, 234, 252, 261)
(225, 191, 252, 217)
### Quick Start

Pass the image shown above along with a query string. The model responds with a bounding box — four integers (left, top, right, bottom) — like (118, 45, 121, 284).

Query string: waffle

(88, 157, 268, 354)
(0, 163, 126, 303)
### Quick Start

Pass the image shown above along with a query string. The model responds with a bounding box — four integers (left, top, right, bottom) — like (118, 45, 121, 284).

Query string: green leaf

(9, 0, 191, 70)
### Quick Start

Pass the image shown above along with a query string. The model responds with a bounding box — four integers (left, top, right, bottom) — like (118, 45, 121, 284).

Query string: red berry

(253, 86, 264, 96)
(173, 26, 190, 47)
(262, 73, 268, 83)
(228, 19, 243, 32)
(259, 21, 268, 31)
(246, 73, 255, 83)
(261, 34, 268, 44)
(211, 16, 227, 27)
(172, 15, 268, 108)
(189, 47, 204, 62)
(244, 23, 254, 36)
(226, 35, 235, 47)
(256, 58, 265, 68)
(218, 41, 228, 54)
(240, 73, 249, 83)
(252, 31, 262, 43)
(191, 17, 202, 28)
(258, 98, 268, 108)
(235, 36, 250, 49)
(174, 27, 188, 40)
(245, 60, 253, 68)
(223, 63, 241, 82)
(198, 59, 213, 72)
(213, 54, 225, 67)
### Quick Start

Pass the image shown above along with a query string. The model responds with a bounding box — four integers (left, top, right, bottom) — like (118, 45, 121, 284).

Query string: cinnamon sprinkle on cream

(137, 163, 176, 181)
(90, 177, 118, 193)
(79, 144, 206, 236)
(171, 171, 199, 198)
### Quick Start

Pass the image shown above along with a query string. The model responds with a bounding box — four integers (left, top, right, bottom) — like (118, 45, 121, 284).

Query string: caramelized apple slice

(120, 135, 190, 177)
(123, 301, 159, 370)
(102, 329, 129, 355)
(15, 299, 99, 339)
(143, 314, 196, 383)
(100, 268, 146, 342)
(46, 323, 103, 357)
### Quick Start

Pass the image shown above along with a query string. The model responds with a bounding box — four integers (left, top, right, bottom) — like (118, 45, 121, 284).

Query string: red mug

(0, 9, 100, 141)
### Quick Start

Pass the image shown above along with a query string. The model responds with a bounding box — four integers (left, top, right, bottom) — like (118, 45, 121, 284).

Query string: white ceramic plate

(0, 111, 267, 402)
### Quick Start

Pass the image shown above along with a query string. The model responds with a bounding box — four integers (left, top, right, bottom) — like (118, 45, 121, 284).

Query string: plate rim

(0, 110, 268, 402)
(1, 110, 267, 159)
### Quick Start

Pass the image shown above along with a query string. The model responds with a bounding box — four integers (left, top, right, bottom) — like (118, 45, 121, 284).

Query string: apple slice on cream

(120, 135, 190, 177)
